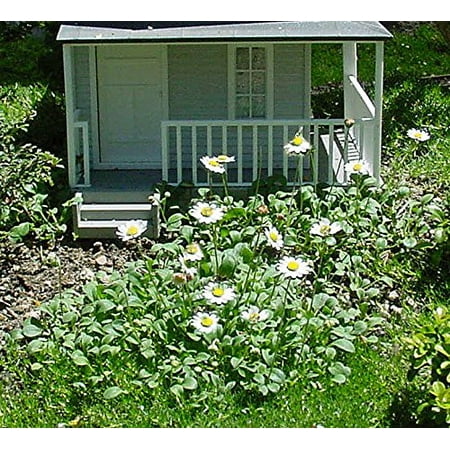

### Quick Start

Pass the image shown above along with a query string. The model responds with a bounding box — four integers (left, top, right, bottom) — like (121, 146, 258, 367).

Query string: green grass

(0, 344, 408, 428)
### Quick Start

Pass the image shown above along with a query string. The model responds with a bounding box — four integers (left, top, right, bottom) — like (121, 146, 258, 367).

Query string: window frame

(227, 43, 274, 120)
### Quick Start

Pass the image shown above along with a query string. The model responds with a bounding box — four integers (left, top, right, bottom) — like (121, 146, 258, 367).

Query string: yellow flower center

(186, 244, 199, 254)
(292, 136, 304, 146)
(414, 132, 422, 139)
(201, 207, 214, 217)
(209, 160, 220, 167)
(353, 163, 363, 171)
(212, 287, 225, 297)
(249, 312, 260, 322)
(201, 317, 214, 327)
(269, 231, 279, 242)
(320, 225, 331, 235)
(126, 225, 139, 236)
(287, 261, 300, 271)
(217, 155, 228, 161)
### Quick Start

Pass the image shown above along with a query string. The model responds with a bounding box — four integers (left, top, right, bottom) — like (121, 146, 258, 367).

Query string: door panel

(97, 46, 162, 168)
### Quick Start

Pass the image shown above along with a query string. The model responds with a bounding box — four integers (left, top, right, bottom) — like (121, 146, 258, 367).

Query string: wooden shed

(57, 21, 392, 237)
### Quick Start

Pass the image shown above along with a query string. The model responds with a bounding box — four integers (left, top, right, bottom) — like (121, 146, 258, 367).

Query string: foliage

(404, 306, 450, 425)
(0, 84, 68, 243)
(6, 163, 448, 407)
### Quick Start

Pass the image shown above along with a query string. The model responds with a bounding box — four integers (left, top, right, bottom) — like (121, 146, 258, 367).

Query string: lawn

(0, 22, 449, 429)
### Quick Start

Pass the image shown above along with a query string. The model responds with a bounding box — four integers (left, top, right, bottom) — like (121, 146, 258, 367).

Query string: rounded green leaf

(22, 324, 42, 338)
(182, 377, 198, 390)
(332, 338, 355, 353)
(103, 386, 124, 400)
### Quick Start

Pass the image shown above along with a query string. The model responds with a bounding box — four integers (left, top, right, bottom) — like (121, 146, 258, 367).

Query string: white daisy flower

(189, 202, 225, 224)
(200, 156, 225, 174)
(407, 128, 430, 142)
(116, 220, 147, 241)
(344, 160, 370, 175)
(277, 256, 313, 279)
(265, 226, 284, 250)
(203, 282, 236, 305)
(216, 154, 236, 164)
(183, 242, 204, 261)
(192, 312, 220, 334)
(284, 134, 311, 156)
(241, 306, 270, 323)
(310, 218, 342, 237)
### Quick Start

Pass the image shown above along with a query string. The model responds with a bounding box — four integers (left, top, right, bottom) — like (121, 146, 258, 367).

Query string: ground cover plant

(0, 22, 449, 427)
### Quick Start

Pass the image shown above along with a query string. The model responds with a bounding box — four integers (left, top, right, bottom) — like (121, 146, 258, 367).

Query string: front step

(73, 193, 159, 239)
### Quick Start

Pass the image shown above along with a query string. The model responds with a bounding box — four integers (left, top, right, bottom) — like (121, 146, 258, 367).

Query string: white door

(97, 45, 163, 169)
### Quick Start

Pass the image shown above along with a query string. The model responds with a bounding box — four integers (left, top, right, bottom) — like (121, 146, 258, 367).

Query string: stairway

(72, 193, 159, 239)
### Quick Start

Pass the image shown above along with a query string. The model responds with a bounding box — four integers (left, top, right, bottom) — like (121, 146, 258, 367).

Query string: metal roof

(57, 21, 392, 43)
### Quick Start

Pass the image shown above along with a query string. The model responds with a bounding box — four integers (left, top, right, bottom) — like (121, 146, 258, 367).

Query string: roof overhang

(57, 21, 392, 44)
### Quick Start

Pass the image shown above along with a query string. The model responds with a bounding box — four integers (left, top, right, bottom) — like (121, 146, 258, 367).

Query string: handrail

(348, 75, 375, 118)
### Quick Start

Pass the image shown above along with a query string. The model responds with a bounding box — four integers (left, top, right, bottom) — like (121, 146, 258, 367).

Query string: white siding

(273, 44, 306, 119)
(168, 45, 228, 120)
(73, 46, 91, 121)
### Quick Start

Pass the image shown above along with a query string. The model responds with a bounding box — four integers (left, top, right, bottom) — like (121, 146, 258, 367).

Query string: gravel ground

(0, 239, 152, 334)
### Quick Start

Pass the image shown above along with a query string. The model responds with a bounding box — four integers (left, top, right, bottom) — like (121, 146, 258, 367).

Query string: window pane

(252, 96, 266, 118)
(236, 96, 250, 119)
(236, 48, 249, 70)
(236, 71, 250, 94)
(252, 48, 266, 70)
(252, 72, 266, 94)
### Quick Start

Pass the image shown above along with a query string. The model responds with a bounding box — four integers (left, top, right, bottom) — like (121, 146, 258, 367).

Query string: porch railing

(72, 109, 91, 187)
(161, 118, 374, 186)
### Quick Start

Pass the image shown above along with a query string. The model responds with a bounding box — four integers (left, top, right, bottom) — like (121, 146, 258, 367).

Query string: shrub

(0, 83, 68, 242)
(404, 306, 450, 425)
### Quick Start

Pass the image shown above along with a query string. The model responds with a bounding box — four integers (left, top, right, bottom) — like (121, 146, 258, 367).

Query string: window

(235, 46, 267, 119)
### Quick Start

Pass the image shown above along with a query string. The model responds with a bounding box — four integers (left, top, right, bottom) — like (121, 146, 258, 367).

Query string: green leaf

(182, 377, 198, 390)
(22, 324, 42, 338)
(9, 222, 31, 241)
(219, 254, 237, 278)
(402, 237, 418, 249)
(103, 386, 124, 400)
(331, 373, 347, 384)
(312, 293, 328, 312)
(269, 368, 286, 384)
(262, 349, 274, 365)
(332, 338, 355, 353)
(71, 350, 89, 366)
(166, 213, 185, 231)
(97, 300, 116, 313)
(230, 356, 243, 369)
(170, 384, 184, 397)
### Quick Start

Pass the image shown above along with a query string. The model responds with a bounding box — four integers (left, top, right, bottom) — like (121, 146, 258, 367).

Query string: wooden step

(73, 193, 159, 239)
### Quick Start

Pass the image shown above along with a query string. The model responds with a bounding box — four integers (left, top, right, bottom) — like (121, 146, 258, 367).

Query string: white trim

(373, 41, 384, 183)
(348, 75, 375, 118)
(89, 45, 100, 169)
(161, 45, 169, 121)
(63, 45, 76, 188)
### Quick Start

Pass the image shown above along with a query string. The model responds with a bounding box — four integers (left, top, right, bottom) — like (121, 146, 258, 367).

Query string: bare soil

(0, 239, 152, 334)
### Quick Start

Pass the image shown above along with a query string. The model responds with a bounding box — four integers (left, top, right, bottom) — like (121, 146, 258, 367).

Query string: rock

(94, 254, 108, 266)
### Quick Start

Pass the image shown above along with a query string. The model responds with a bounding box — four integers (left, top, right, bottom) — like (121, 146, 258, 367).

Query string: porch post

(63, 44, 76, 188)
(343, 42, 357, 120)
(373, 41, 385, 183)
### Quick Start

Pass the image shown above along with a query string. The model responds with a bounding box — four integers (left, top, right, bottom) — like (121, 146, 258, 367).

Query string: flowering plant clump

(12, 150, 449, 406)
